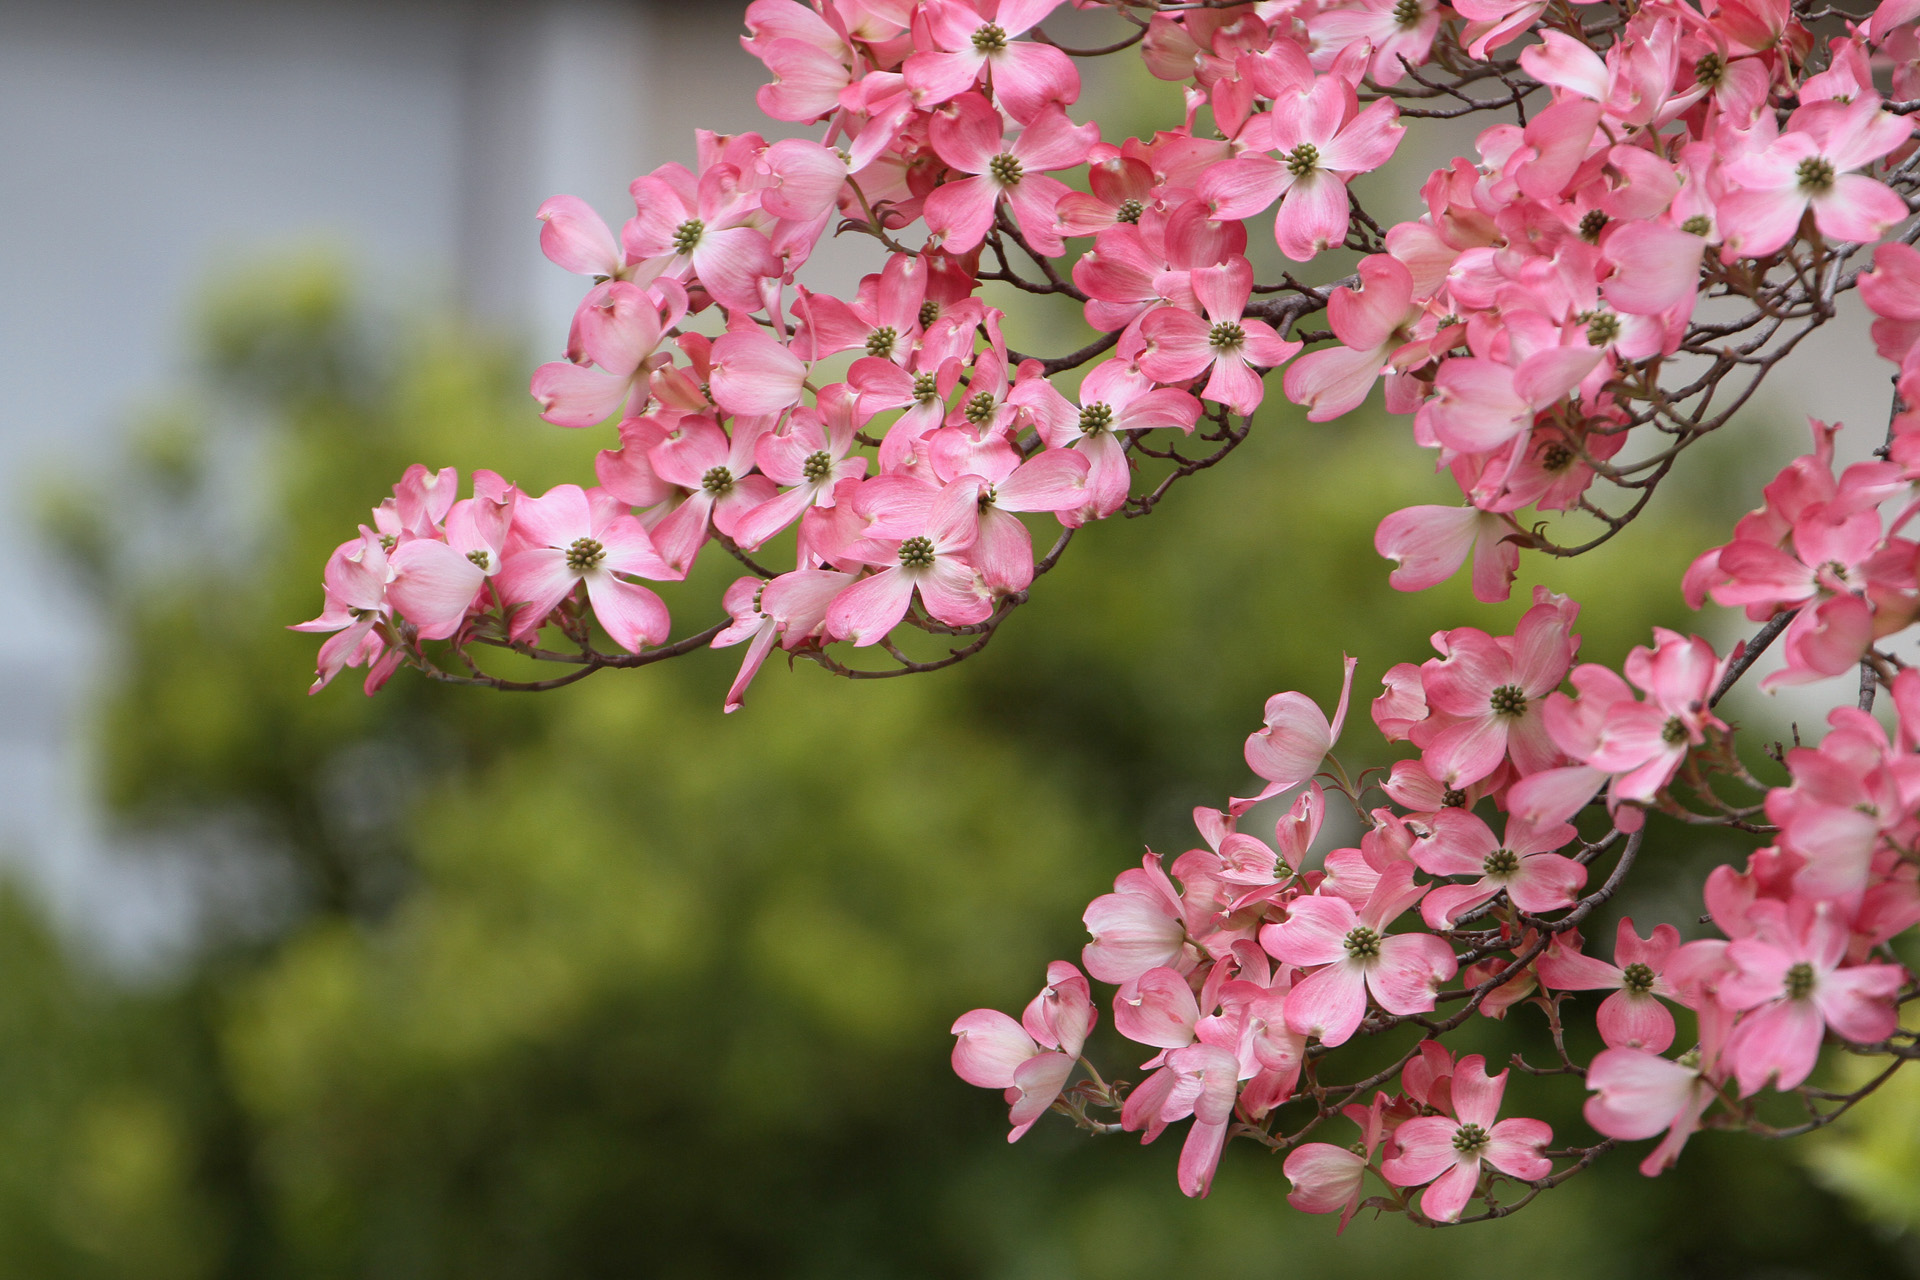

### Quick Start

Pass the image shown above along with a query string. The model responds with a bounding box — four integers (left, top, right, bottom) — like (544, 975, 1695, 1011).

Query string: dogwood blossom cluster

(955, 601, 1920, 1218)
(288, 0, 1920, 1227)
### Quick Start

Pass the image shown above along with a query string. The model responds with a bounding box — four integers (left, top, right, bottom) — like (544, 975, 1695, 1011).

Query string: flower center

(566, 536, 606, 572)
(919, 299, 941, 328)
(672, 218, 705, 255)
(803, 450, 835, 482)
(1661, 715, 1688, 744)
(1079, 402, 1114, 435)
(964, 390, 998, 424)
(379, 533, 398, 551)
(1695, 51, 1725, 86)
(1441, 788, 1468, 808)
(1482, 848, 1520, 878)
(1578, 209, 1609, 242)
(898, 535, 936, 569)
(1582, 309, 1620, 347)
(702, 465, 735, 495)
(1208, 321, 1246, 351)
(1343, 926, 1382, 959)
(971, 22, 1008, 53)
(1796, 157, 1836, 194)
(1392, 0, 1424, 26)
(865, 326, 898, 358)
(913, 371, 940, 404)
(1489, 684, 1528, 717)
(1785, 961, 1816, 1000)
(989, 153, 1024, 186)
(1452, 1123, 1490, 1155)
(1622, 962, 1656, 994)
(1286, 143, 1320, 178)
(1540, 442, 1574, 472)
(1115, 198, 1144, 224)
(1681, 215, 1712, 236)
(466, 548, 491, 570)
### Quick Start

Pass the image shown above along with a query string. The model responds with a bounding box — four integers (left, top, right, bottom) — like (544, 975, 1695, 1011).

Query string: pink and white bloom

(1261, 863, 1458, 1046)
(1375, 505, 1522, 603)
(623, 163, 780, 312)
(531, 280, 679, 428)
(1408, 593, 1581, 787)
(1719, 98, 1913, 257)
(1719, 903, 1906, 1094)
(904, 0, 1079, 124)
(711, 568, 856, 713)
(1234, 656, 1359, 811)
(1537, 919, 1686, 1052)
(1012, 358, 1200, 521)
(1138, 258, 1302, 415)
(923, 94, 1098, 256)
(1380, 1055, 1552, 1222)
(1199, 81, 1403, 260)
(826, 477, 992, 643)
(1284, 1095, 1391, 1231)
(293, 528, 399, 696)
(1410, 810, 1585, 929)
(1583, 1046, 1718, 1176)
(497, 484, 678, 653)
(951, 960, 1093, 1141)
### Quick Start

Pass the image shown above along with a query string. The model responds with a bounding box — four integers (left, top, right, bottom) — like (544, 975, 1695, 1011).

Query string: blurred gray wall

(0, 0, 763, 965)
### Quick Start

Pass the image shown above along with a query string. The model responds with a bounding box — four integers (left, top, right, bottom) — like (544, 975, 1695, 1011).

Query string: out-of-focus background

(4, 0, 1919, 1275)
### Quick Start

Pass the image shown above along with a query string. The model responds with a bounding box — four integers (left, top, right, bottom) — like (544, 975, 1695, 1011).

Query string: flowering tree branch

(290, 0, 1920, 1229)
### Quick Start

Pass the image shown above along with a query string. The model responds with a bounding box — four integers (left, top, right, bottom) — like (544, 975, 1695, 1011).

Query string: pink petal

(1597, 990, 1677, 1052)
(583, 574, 670, 652)
(1418, 1158, 1480, 1222)
(1282, 959, 1369, 1046)
(951, 1008, 1038, 1088)
(537, 194, 620, 276)
(825, 567, 917, 646)
(1367, 933, 1457, 1015)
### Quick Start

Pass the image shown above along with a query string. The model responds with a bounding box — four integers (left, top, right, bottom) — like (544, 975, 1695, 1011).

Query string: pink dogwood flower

(1719, 902, 1906, 1094)
(1199, 79, 1403, 260)
(904, 0, 1079, 124)
(1719, 97, 1913, 257)
(1262, 863, 1458, 1046)
(923, 94, 1098, 256)
(1012, 358, 1201, 520)
(1583, 1044, 1719, 1176)
(732, 386, 873, 550)
(531, 280, 682, 428)
(1380, 1055, 1552, 1222)
(497, 483, 678, 653)
(1084, 853, 1200, 986)
(1234, 656, 1359, 811)
(1408, 591, 1581, 788)
(826, 477, 992, 643)
(1138, 257, 1302, 414)
(1537, 919, 1686, 1052)
(1121, 1041, 1242, 1197)
(1409, 809, 1585, 929)
(1283, 1094, 1392, 1231)
(951, 960, 1094, 1141)
(1375, 505, 1522, 603)
(711, 568, 856, 712)
(293, 528, 399, 695)
(622, 162, 780, 312)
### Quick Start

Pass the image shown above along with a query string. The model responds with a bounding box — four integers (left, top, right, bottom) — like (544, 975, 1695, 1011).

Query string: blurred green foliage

(7, 255, 1915, 1278)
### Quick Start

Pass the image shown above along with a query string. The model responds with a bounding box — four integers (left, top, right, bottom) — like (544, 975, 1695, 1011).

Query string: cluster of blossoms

(295, 0, 1920, 1230)
(957, 603, 1920, 1216)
